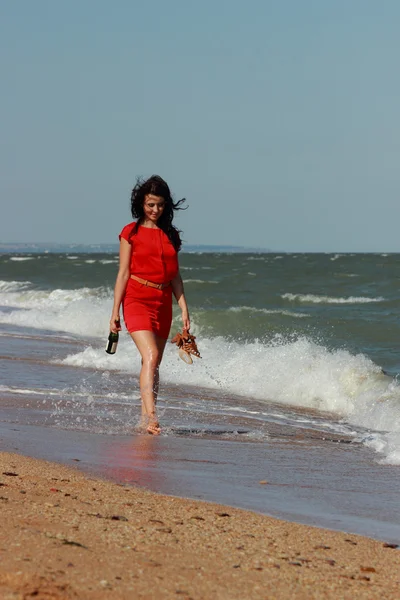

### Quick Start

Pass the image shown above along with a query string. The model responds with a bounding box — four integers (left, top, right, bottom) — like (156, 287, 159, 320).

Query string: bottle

(106, 331, 119, 354)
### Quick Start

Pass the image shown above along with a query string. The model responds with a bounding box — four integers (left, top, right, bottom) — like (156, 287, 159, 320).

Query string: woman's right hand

(110, 313, 122, 333)
(181, 310, 190, 332)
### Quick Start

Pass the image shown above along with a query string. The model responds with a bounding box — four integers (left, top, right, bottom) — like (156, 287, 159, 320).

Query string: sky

(1, 0, 400, 252)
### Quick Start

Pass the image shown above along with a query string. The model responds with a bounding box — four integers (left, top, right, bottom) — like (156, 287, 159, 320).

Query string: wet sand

(2, 419, 400, 545)
(1, 451, 399, 600)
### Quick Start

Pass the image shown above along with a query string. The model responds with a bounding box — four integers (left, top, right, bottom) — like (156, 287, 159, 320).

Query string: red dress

(119, 222, 179, 339)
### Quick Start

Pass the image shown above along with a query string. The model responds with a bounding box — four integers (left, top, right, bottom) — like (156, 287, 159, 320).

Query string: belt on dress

(130, 275, 170, 290)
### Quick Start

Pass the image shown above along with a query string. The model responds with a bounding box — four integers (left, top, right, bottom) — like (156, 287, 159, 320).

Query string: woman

(109, 175, 190, 435)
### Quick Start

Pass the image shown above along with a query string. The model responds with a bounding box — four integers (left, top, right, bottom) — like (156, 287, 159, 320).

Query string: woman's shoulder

(119, 222, 136, 242)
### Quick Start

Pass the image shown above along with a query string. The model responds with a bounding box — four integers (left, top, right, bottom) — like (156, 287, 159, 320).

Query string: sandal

(171, 329, 202, 365)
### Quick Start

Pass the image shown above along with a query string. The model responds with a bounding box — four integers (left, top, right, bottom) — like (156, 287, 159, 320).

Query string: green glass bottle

(106, 331, 119, 354)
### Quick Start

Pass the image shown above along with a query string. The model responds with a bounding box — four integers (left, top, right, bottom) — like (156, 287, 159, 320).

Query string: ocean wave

(58, 334, 400, 464)
(0, 285, 112, 337)
(0, 385, 63, 397)
(0, 285, 110, 307)
(0, 280, 33, 292)
(363, 432, 400, 465)
(0, 384, 135, 403)
(183, 279, 218, 284)
(9, 256, 35, 262)
(227, 306, 310, 318)
(4, 272, 398, 464)
(282, 293, 385, 304)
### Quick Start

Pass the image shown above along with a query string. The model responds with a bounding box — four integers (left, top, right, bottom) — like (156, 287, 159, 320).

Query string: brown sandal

(171, 329, 201, 365)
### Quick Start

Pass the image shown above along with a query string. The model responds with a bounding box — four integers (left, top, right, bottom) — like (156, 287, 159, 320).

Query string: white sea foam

(0, 285, 110, 308)
(0, 283, 112, 337)
(0, 385, 62, 397)
(0, 280, 33, 293)
(9, 256, 35, 262)
(58, 334, 400, 466)
(363, 433, 400, 465)
(227, 306, 310, 318)
(282, 293, 384, 304)
(183, 279, 218, 284)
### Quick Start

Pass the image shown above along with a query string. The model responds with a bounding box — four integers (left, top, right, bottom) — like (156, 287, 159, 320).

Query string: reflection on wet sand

(102, 434, 167, 489)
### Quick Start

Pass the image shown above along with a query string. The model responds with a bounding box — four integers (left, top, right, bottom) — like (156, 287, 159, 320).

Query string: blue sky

(1, 1, 400, 251)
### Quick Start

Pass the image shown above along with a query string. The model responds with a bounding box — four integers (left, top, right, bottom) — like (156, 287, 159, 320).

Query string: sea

(1, 247, 400, 543)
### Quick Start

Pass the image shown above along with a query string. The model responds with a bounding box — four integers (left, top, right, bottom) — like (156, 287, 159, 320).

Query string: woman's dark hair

(129, 175, 186, 250)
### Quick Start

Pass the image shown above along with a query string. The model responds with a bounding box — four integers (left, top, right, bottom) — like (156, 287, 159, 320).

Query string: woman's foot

(146, 413, 161, 436)
(147, 419, 161, 436)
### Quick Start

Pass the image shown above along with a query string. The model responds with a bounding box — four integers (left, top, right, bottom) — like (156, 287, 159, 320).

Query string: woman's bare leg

(153, 335, 167, 406)
(130, 331, 167, 434)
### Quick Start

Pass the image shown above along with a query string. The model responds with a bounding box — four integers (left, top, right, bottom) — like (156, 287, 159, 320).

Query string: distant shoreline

(0, 244, 397, 254)
(0, 242, 271, 254)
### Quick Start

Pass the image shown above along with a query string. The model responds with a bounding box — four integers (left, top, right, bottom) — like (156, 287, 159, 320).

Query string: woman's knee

(142, 351, 161, 371)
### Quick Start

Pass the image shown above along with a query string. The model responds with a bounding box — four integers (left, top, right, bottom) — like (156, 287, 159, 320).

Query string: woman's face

(143, 194, 165, 224)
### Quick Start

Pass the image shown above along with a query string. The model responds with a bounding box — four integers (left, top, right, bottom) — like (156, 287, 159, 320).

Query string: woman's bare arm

(171, 272, 190, 331)
(109, 238, 131, 332)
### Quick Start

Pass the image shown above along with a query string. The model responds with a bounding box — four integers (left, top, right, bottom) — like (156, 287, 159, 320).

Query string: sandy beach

(1, 452, 399, 600)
